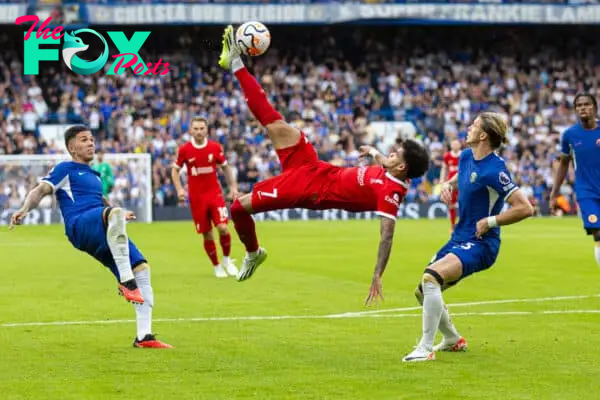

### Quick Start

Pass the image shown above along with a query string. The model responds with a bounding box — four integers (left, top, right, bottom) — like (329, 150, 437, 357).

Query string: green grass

(0, 217, 598, 399)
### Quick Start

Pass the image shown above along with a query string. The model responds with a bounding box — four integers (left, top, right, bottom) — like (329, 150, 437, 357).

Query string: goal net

(0, 153, 153, 225)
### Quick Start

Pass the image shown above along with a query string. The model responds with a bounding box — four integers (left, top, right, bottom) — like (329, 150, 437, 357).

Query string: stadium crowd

(80, 1, 599, 4)
(0, 25, 591, 215)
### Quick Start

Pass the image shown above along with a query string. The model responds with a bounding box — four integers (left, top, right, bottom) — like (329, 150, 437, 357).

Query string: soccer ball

(235, 21, 271, 57)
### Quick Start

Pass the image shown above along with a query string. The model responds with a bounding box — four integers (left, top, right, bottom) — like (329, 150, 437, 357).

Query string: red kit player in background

(440, 139, 462, 232)
(171, 117, 240, 278)
(218, 25, 430, 304)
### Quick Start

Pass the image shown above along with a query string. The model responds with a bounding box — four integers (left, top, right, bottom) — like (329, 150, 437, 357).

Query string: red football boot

(133, 334, 173, 349)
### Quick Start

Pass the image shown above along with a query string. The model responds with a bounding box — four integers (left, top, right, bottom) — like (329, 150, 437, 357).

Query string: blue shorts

(67, 207, 147, 281)
(578, 198, 600, 234)
(429, 239, 499, 282)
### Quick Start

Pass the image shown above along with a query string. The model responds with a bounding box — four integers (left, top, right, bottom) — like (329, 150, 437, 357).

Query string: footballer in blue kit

(551, 93, 600, 268)
(9, 126, 172, 349)
(403, 112, 534, 362)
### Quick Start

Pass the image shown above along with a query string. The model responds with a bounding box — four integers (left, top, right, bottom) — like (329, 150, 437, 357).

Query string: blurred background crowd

(0, 21, 594, 216)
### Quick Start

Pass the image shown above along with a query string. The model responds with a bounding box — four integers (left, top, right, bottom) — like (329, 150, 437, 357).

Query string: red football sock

(230, 199, 259, 253)
(219, 233, 231, 257)
(234, 66, 282, 126)
(203, 239, 220, 266)
(449, 208, 457, 228)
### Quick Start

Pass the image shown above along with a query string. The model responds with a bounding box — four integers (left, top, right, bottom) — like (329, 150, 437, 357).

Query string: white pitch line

(1, 294, 599, 328)
(367, 310, 600, 318)
(330, 293, 600, 318)
(1, 309, 599, 328)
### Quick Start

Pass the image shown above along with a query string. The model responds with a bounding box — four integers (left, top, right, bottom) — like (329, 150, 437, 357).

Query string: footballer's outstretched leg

(106, 207, 144, 304)
(219, 25, 301, 150)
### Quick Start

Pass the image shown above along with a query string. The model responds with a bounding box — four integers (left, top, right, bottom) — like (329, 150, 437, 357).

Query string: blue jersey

(560, 123, 600, 200)
(452, 149, 519, 244)
(42, 161, 104, 235)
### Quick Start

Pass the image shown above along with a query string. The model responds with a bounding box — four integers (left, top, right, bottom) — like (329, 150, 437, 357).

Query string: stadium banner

(153, 201, 451, 222)
(85, 4, 330, 25)
(0, 4, 27, 23)
(83, 4, 600, 25)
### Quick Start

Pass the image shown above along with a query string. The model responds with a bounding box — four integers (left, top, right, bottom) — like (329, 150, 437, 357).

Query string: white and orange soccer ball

(235, 21, 271, 57)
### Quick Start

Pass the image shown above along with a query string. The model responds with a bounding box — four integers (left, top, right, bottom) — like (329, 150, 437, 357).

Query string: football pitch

(0, 217, 598, 399)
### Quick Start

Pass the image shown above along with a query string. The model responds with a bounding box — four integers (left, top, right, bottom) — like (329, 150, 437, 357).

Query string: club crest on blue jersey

(470, 172, 477, 183)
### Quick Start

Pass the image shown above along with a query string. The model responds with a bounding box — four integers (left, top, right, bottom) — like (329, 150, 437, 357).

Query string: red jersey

(319, 164, 409, 219)
(174, 139, 226, 199)
(443, 151, 460, 180)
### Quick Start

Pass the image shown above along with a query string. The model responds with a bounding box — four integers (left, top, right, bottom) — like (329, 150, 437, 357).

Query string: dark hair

(64, 125, 90, 149)
(574, 92, 598, 111)
(401, 139, 430, 179)
(479, 112, 508, 150)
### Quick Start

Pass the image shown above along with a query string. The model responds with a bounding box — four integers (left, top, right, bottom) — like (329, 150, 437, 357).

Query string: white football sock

(438, 304, 460, 342)
(222, 256, 231, 266)
(595, 244, 600, 268)
(106, 208, 135, 283)
(232, 57, 244, 73)
(133, 268, 153, 341)
(418, 281, 444, 351)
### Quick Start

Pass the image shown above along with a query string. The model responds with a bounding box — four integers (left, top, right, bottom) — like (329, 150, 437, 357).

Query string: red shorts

(251, 133, 323, 213)
(190, 194, 228, 234)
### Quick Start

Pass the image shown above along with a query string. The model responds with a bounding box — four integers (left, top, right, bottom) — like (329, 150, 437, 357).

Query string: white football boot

(402, 346, 436, 363)
(236, 248, 268, 282)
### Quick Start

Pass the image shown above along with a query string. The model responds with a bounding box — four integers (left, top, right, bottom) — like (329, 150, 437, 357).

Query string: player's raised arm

(365, 216, 396, 306)
(9, 181, 53, 230)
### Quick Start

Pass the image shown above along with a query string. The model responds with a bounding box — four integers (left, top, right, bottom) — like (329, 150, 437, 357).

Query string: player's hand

(359, 145, 376, 158)
(440, 182, 454, 204)
(9, 208, 27, 230)
(365, 275, 384, 306)
(177, 189, 187, 202)
(475, 217, 490, 239)
(227, 188, 240, 201)
(125, 211, 136, 221)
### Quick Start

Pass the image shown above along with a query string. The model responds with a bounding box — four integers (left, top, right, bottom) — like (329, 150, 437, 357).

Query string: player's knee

(422, 268, 444, 287)
(216, 224, 229, 236)
(107, 207, 127, 241)
(108, 207, 125, 221)
(267, 121, 300, 145)
(266, 120, 288, 135)
(203, 230, 214, 241)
